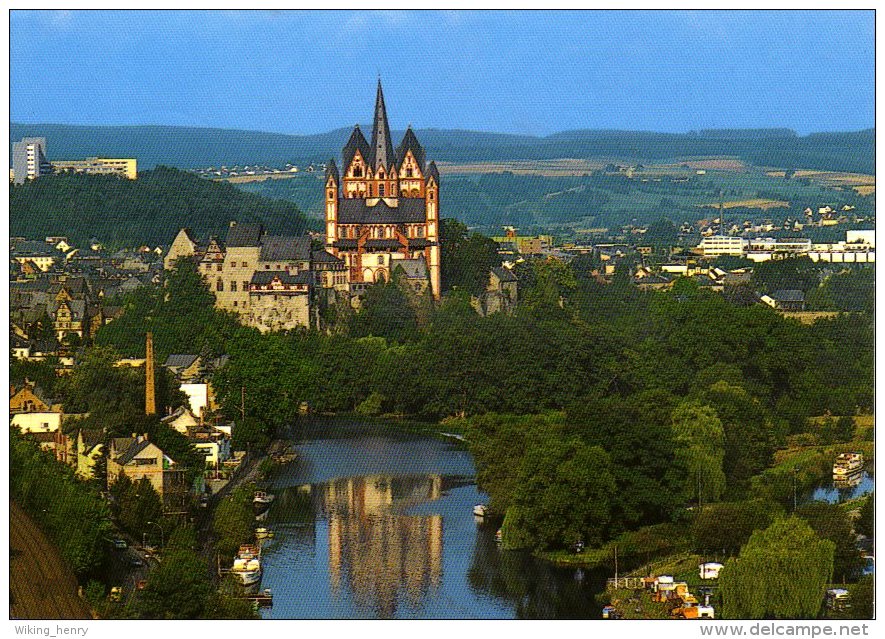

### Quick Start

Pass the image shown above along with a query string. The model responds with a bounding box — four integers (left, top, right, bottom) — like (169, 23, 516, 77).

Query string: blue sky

(10, 10, 875, 136)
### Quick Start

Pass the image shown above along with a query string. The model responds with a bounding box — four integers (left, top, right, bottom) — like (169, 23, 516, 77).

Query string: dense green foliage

(440, 218, 502, 295)
(720, 517, 834, 619)
(93, 249, 873, 554)
(10, 431, 113, 578)
(9, 167, 313, 247)
(691, 500, 781, 556)
(795, 502, 865, 583)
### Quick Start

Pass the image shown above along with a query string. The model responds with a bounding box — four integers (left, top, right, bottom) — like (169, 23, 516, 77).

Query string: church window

(429, 192, 435, 200)
(216, 264, 223, 272)
(265, 264, 271, 269)
(379, 184, 385, 197)
(406, 168, 413, 178)
(242, 261, 248, 267)
(378, 256, 384, 265)
(417, 227, 425, 238)
(328, 190, 333, 198)
(369, 184, 374, 197)
(243, 281, 249, 290)
(233, 301, 238, 307)
(354, 166, 362, 177)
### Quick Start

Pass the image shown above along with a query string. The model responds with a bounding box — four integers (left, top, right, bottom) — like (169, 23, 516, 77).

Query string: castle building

(324, 81, 441, 299)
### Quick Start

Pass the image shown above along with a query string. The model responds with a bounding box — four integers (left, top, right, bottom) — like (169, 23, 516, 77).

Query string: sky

(9, 9, 875, 137)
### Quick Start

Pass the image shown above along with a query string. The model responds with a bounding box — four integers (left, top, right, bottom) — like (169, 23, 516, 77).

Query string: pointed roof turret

(426, 161, 440, 184)
(325, 158, 339, 184)
(342, 125, 371, 173)
(396, 126, 426, 172)
(370, 79, 396, 171)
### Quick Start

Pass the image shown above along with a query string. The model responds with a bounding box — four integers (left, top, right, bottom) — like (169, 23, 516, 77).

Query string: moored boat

(833, 452, 864, 477)
(253, 490, 276, 507)
(231, 544, 262, 586)
(255, 527, 274, 540)
(473, 504, 489, 517)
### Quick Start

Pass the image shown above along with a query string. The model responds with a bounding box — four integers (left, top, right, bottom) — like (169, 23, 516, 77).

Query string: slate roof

(771, 289, 805, 302)
(370, 80, 396, 171)
(396, 127, 425, 171)
(342, 126, 371, 173)
(393, 259, 428, 279)
(325, 159, 339, 183)
(311, 250, 344, 264)
(225, 223, 264, 247)
(426, 161, 440, 183)
(113, 438, 154, 465)
(259, 236, 311, 262)
(250, 271, 312, 286)
(338, 198, 427, 224)
(11, 241, 56, 256)
(491, 266, 518, 283)
(164, 354, 200, 370)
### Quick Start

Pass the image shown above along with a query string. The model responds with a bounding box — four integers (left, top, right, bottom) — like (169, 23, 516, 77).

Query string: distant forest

(10, 123, 875, 175)
(9, 167, 314, 247)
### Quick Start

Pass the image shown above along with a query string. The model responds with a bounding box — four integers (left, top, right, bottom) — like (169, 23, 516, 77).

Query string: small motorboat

(253, 491, 276, 507)
(473, 504, 489, 517)
(495, 529, 503, 544)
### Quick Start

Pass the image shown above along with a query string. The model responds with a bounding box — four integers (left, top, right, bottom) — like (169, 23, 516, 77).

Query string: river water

(256, 418, 607, 619)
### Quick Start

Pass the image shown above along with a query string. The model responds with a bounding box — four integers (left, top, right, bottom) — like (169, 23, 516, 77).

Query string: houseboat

(231, 544, 262, 586)
(833, 452, 864, 477)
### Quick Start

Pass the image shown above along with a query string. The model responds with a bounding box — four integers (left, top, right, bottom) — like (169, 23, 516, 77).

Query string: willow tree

(670, 400, 726, 504)
(720, 517, 834, 619)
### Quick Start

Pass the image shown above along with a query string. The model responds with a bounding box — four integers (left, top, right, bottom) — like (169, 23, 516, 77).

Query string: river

(254, 417, 607, 619)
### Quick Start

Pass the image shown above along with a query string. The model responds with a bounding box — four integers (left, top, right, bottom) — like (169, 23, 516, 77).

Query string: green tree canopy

(669, 400, 727, 504)
(720, 517, 834, 619)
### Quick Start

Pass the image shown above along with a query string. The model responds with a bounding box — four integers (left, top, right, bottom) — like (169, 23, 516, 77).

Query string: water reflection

(322, 475, 443, 617)
(810, 470, 874, 503)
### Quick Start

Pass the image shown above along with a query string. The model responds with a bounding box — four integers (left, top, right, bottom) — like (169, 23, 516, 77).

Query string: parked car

(128, 557, 144, 568)
(113, 539, 127, 550)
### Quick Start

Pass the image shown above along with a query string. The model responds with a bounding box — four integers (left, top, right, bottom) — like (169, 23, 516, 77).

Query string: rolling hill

(10, 123, 875, 175)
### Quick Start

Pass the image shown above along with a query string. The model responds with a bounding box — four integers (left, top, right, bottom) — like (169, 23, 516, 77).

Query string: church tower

(324, 81, 441, 299)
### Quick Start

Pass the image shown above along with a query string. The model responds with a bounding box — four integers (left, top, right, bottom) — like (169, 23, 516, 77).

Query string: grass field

(698, 198, 790, 210)
(766, 170, 876, 195)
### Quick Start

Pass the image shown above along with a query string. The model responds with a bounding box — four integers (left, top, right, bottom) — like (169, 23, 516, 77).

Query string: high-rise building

(12, 137, 52, 184)
(324, 81, 441, 299)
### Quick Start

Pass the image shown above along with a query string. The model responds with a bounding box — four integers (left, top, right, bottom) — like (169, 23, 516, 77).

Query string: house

(766, 289, 806, 312)
(161, 405, 200, 435)
(107, 434, 189, 509)
(473, 267, 518, 316)
(28, 430, 73, 465)
(74, 428, 105, 480)
(163, 354, 202, 382)
(10, 383, 55, 414)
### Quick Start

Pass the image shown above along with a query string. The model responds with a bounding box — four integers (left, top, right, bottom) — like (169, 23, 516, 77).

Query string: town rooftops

(311, 249, 345, 264)
(259, 235, 311, 262)
(163, 354, 200, 370)
(225, 223, 264, 247)
(771, 289, 806, 302)
(393, 258, 428, 280)
(491, 266, 518, 283)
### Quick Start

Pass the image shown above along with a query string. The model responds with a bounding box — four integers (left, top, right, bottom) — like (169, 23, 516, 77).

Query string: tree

(669, 401, 726, 504)
(134, 546, 213, 619)
(111, 475, 163, 539)
(440, 218, 500, 295)
(720, 517, 834, 619)
(796, 502, 865, 583)
(691, 500, 779, 556)
(855, 493, 873, 539)
(505, 434, 616, 550)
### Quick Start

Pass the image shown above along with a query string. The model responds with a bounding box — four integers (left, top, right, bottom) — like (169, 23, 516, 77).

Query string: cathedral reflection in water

(319, 474, 444, 617)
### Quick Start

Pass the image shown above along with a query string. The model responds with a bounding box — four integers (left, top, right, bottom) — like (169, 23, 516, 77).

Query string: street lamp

(146, 520, 164, 548)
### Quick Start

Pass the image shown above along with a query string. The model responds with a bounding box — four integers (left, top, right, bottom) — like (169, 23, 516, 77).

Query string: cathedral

(324, 81, 441, 299)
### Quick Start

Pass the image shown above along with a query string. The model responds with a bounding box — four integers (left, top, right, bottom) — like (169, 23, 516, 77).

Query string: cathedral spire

(370, 78, 396, 171)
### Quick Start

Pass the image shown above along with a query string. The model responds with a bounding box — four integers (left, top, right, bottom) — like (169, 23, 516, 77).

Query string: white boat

(231, 544, 262, 586)
(255, 527, 274, 540)
(253, 491, 275, 506)
(473, 504, 489, 517)
(833, 452, 864, 477)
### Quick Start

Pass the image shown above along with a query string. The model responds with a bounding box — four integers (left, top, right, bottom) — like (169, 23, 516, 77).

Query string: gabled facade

(324, 81, 441, 299)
